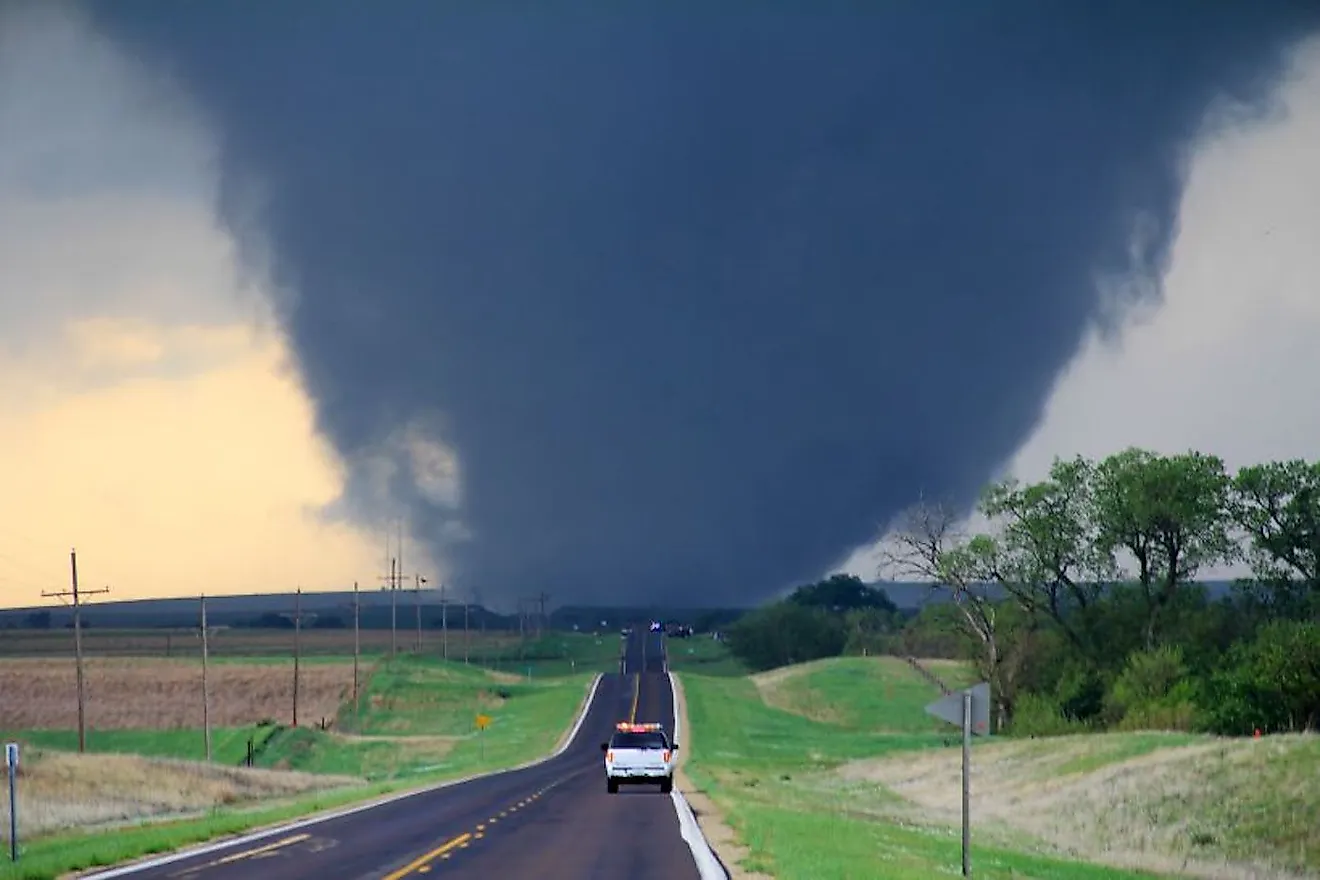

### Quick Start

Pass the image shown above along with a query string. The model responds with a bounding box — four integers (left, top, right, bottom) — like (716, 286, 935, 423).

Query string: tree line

(726, 449, 1320, 738)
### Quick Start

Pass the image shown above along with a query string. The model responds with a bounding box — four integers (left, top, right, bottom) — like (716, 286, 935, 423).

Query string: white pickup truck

(601, 722, 676, 794)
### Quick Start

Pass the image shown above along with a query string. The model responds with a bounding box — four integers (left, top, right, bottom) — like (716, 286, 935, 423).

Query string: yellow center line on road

(629, 672, 640, 722)
(169, 833, 312, 876)
(381, 833, 472, 880)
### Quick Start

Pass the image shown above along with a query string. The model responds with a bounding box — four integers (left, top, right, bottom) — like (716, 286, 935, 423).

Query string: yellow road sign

(475, 713, 492, 730)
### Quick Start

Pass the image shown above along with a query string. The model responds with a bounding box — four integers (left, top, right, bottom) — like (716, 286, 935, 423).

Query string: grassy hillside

(680, 659, 1144, 880)
(681, 655, 1319, 879)
(849, 731, 1320, 878)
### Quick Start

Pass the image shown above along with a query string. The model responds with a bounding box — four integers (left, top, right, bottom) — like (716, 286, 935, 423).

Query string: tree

(725, 601, 846, 671)
(1091, 448, 1236, 649)
(978, 456, 1110, 657)
(1200, 620, 1320, 734)
(879, 500, 1019, 728)
(1230, 459, 1320, 617)
(788, 574, 897, 614)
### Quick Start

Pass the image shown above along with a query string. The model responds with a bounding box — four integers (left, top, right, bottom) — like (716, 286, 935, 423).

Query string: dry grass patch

(0, 658, 355, 728)
(0, 748, 358, 838)
(839, 732, 1320, 879)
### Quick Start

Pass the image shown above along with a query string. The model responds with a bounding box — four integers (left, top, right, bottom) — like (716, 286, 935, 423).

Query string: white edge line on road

(667, 668, 728, 880)
(77, 672, 605, 879)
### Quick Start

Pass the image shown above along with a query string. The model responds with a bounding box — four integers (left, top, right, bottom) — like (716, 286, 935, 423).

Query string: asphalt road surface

(86, 629, 706, 880)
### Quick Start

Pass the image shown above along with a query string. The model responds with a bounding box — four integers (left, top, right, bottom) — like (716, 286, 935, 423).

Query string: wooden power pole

(389, 557, 398, 658)
(200, 594, 212, 761)
(414, 574, 425, 653)
(441, 581, 448, 661)
(285, 587, 304, 727)
(536, 592, 550, 639)
(43, 548, 109, 754)
(352, 581, 361, 728)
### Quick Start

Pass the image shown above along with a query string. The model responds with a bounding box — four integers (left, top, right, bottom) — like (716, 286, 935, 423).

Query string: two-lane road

(86, 629, 711, 880)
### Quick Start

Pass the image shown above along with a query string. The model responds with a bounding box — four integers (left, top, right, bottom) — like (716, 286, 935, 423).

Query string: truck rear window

(611, 732, 667, 749)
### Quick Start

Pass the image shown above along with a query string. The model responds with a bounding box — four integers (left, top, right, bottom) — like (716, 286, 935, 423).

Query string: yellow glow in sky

(0, 319, 386, 607)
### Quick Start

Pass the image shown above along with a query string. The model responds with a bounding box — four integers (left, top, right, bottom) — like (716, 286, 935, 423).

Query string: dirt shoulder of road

(670, 673, 773, 880)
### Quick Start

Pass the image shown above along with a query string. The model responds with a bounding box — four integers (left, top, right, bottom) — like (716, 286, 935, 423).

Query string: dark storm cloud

(91, 2, 1319, 607)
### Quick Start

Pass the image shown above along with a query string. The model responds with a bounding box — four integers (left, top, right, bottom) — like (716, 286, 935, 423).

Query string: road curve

(81, 629, 712, 880)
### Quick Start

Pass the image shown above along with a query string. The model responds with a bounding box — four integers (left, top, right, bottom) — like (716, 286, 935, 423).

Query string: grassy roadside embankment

(677, 656, 1182, 880)
(677, 652, 1320, 879)
(0, 638, 602, 880)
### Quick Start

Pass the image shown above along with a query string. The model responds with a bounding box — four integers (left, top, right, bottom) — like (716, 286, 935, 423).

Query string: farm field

(0, 626, 520, 659)
(0, 657, 352, 730)
(0, 632, 601, 880)
(675, 655, 1319, 880)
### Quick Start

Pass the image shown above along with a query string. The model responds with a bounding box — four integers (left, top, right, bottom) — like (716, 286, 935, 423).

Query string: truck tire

(660, 775, 673, 794)
(607, 778, 619, 794)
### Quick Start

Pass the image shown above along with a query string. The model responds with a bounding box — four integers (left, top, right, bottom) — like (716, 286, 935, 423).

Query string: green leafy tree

(725, 601, 846, 671)
(1200, 620, 1320, 734)
(979, 455, 1111, 657)
(788, 573, 898, 614)
(1230, 459, 1320, 617)
(1091, 448, 1236, 649)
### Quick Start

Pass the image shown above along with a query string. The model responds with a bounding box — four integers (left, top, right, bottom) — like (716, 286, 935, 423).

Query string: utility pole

(43, 549, 108, 754)
(414, 574, 426, 653)
(441, 581, 448, 661)
(396, 520, 404, 653)
(536, 592, 550, 639)
(290, 588, 303, 727)
(385, 556, 398, 658)
(352, 581, 361, 731)
(463, 600, 470, 665)
(200, 594, 212, 762)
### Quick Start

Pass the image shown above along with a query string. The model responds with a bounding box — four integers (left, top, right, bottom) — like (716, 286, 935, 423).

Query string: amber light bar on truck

(615, 722, 662, 732)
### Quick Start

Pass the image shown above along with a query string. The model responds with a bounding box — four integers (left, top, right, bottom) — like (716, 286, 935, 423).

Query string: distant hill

(0, 579, 1238, 631)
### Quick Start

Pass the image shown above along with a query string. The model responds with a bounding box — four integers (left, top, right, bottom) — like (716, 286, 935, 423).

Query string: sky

(0, 2, 388, 605)
(1, 2, 1318, 610)
(842, 33, 1320, 581)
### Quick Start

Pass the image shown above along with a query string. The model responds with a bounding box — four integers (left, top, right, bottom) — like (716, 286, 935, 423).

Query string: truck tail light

(606, 750, 614, 763)
(662, 750, 671, 762)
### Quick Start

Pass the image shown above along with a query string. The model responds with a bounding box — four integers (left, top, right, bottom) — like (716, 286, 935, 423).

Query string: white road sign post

(925, 682, 991, 877)
(5, 742, 18, 862)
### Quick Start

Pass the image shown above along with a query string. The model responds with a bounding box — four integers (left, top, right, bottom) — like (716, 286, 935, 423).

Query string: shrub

(1007, 692, 1090, 737)
(1104, 645, 1193, 728)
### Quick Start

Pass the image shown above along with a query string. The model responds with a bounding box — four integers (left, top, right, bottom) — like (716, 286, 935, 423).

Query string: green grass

(0, 726, 279, 765)
(680, 662, 1169, 880)
(769, 656, 962, 732)
(1046, 731, 1205, 776)
(468, 632, 624, 677)
(664, 636, 747, 676)
(728, 805, 1168, 880)
(260, 658, 595, 781)
(685, 674, 944, 774)
(349, 655, 510, 736)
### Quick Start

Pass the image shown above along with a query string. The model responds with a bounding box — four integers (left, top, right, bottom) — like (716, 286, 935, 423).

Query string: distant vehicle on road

(601, 722, 675, 794)
(649, 620, 663, 632)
